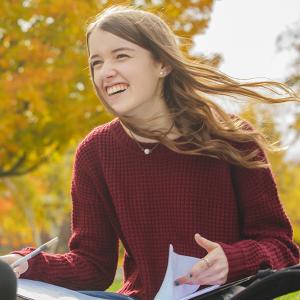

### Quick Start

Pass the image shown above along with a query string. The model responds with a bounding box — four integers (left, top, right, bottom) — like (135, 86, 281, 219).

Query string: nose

(100, 62, 117, 79)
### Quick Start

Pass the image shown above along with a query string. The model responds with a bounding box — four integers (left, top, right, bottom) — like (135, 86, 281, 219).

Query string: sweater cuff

(11, 247, 36, 278)
(218, 242, 252, 283)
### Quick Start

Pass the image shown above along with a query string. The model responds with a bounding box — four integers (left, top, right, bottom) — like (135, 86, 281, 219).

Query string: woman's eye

(116, 54, 129, 59)
(91, 60, 102, 67)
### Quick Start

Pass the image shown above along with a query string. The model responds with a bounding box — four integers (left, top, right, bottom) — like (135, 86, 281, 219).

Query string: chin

(110, 106, 132, 117)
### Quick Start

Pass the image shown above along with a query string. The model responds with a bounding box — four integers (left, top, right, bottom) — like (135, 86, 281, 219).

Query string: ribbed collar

(110, 118, 178, 156)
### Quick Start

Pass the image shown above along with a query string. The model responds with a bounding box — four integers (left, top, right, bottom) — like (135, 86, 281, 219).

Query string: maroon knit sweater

(14, 118, 299, 300)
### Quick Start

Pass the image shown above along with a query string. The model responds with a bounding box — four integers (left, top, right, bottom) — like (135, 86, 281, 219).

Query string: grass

(277, 291, 300, 299)
(107, 279, 122, 292)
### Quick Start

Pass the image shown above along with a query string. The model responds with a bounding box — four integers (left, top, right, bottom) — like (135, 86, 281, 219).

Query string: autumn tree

(0, 0, 217, 247)
(0, 0, 215, 177)
(0, 146, 73, 252)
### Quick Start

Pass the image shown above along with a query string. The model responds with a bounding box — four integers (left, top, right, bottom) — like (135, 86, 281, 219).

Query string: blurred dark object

(193, 264, 300, 300)
(231, 265, 300, 300)
(0, 259, 17, 300)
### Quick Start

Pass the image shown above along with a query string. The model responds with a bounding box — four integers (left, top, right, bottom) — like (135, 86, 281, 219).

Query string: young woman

(1, 5, 299, 300)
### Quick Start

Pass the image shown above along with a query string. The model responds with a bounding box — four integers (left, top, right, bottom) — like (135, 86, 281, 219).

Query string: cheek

(91, 72, 104, 98)
(131, 67, 157, 88)
(92, 70, 101, 88)
(138, 72, 160, 93)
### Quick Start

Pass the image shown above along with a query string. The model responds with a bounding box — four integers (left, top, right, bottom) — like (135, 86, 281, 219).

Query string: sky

(191, 0, 300, 82)
(190, 0, 300, 161)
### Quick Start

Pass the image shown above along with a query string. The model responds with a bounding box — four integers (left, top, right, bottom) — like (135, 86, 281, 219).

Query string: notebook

(17, 279, 107, 300)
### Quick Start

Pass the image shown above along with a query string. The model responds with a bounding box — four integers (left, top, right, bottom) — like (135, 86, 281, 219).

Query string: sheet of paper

(154, 244, 219, 300)
(17, 279, 107, 300)
(178, 285, 219, 300)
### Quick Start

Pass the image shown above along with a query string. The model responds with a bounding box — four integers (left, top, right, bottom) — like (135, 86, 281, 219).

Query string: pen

(10, 237, 58, 269)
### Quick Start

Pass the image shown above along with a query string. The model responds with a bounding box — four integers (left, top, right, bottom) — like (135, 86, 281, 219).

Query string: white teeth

(106, 84, 129, 96)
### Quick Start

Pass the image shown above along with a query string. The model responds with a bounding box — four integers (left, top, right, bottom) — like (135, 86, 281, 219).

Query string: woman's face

(88, 29, 167, 118)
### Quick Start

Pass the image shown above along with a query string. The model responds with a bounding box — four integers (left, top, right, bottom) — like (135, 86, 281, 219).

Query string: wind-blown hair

(86, 5, 300, 168)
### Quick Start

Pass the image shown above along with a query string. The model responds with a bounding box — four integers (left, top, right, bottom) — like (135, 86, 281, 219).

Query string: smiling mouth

(109, 89, 127, 96)
(106, 84, 129, 96)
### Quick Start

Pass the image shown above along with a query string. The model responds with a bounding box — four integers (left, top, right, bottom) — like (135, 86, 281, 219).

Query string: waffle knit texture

(14, 118, 299, 300)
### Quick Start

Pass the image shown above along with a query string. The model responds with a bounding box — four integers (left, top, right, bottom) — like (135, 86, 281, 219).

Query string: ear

(159, 65, 172, 77)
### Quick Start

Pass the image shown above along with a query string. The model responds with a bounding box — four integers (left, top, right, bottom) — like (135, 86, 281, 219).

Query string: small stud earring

(160, 71, 165, 76)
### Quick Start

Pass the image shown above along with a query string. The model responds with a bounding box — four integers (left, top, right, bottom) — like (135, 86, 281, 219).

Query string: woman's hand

(0, 254, 28, 278)
(175, 233, 229, 286)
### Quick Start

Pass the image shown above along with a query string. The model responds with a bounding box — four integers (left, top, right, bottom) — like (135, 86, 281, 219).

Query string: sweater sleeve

(12, 141, 118, 290)
(218, 149, 299, 283)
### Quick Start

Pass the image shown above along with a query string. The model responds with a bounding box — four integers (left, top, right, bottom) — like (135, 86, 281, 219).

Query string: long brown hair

(86, 5, 300, 168)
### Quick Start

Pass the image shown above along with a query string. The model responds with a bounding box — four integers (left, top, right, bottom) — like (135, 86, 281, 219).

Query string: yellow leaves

(1, 0, 217, 178)
(0, 146, 74, 248)
(104, 0, 131, 7)
(0, 0, 218, 247)
(0, 195, 14, 214)
(270, 165, 300, 244)
(163, 3, 182, 19)
(198, 0, 214, 11)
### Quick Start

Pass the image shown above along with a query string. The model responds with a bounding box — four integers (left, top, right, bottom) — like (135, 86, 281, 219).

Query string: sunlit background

(0, 0, 300, 295)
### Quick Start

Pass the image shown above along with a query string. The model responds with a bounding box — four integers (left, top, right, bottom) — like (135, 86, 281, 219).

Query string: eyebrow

(89, 47, 135, 60)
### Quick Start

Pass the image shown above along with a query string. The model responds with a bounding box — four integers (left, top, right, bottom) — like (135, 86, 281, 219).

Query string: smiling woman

(88, 29, 169, 122)
(1, 5, 300, 300)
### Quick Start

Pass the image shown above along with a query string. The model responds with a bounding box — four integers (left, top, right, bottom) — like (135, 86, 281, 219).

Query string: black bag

(192, 264, 300, 300)
(232, 264, 300, 300)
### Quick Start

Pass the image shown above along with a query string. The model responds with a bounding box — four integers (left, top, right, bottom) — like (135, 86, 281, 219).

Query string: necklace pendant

(144, 148, 151, 155)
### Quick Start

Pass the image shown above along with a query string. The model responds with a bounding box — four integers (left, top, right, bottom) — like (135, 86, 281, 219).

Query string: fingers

(190, 257, 228, 285)
(174, 234, 229, 287)
(13, 261, 28, 278)
(0, 255, 16, 265)
(175, 255, 215, 286)
(0, 254, 28, 279)
(200, 257, 211, 269)
(189, 249, 219, 276)
(13, 269, 21, 279)
(175, 274, 192, 286)
(194, 233, 218, 252)
(175, 255, 227, 286)
(13, 263, 28, 279)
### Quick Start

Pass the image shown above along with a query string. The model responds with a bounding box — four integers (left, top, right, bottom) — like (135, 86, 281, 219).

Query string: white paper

(17, 279, 107, 300)
(154, 245, 219, 300)
(178, 285, 219, 300)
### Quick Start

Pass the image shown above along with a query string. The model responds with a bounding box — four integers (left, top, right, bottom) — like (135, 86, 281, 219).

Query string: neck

(119, 95, 178, 142)
(120, 117, 179, 143)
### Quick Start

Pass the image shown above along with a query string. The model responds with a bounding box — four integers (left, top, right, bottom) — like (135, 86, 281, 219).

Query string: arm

(219, 153, 299, 282)
(12, 141, 118, 290)
(176, 147, 299, 287)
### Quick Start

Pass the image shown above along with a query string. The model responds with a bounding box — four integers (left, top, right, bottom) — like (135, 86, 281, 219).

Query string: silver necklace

(128, 123, 174, 155)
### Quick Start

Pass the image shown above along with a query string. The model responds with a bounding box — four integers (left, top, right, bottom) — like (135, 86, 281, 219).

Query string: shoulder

(75, 118, 119, 162)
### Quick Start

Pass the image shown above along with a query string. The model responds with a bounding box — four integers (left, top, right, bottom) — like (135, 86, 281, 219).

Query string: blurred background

(0, 0, 300, 292)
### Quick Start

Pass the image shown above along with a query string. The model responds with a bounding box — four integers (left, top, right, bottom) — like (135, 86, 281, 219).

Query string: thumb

(194, 233, 218, 252)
